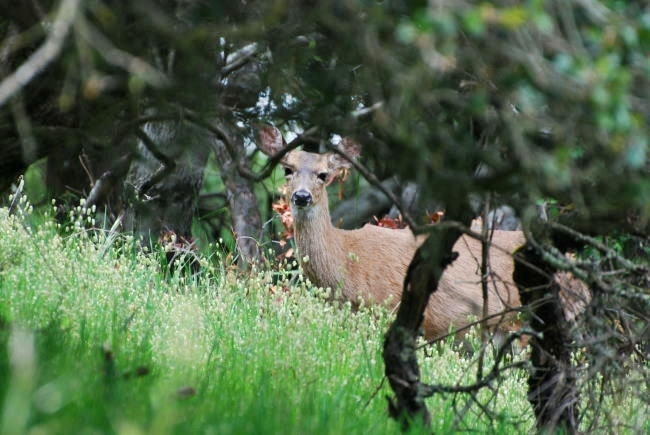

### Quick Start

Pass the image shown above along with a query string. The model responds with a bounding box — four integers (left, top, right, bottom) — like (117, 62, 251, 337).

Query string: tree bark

(513, 243, 579, 434)
(122, 119, 209, 244)
(383, 226, 465, 428)
(211, 120, 263, 268)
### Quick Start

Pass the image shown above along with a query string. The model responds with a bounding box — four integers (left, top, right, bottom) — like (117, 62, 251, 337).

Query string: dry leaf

(428, 211, 444, 224)
(372, 215, 406, 229)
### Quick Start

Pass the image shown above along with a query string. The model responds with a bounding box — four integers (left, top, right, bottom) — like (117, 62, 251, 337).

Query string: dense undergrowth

(0, 201, 535, 434)
(1, 201, 648, 434)
(14, 200, 648, 433)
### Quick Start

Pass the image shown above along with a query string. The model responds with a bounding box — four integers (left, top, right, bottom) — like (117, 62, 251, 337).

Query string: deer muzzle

(291, 190, 312, 208)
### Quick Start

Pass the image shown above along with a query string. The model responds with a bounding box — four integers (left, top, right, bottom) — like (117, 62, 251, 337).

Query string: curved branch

(134, 128, 176, 195)
(421, 331, 532, 396)
(548, 222, 647, 274)
(183, 111, 317, 181)
(76, 17, 169, 87)
(0, 0, 81, 107)
(85, 153, 133, 209)
(324, 143, 419, 230)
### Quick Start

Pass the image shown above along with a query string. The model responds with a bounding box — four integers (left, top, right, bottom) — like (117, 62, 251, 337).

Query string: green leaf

(462, 9, 485, 35)
(499, 7, 527, 29)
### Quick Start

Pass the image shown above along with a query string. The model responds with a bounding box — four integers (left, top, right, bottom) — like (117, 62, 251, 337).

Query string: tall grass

(0, 202, 536, 434)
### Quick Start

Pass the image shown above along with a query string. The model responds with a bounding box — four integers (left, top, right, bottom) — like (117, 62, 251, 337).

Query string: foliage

(1, 0, 648, 432)
(258, 0, 649, 226)
(248, 2, 650, 430)
(0, 204, 543, 434)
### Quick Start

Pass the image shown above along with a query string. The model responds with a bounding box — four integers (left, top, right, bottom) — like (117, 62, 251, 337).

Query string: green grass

(0, 203, 541, 434)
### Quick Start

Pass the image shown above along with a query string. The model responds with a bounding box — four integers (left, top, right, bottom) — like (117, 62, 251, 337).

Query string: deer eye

(284, 167, 293, 177)
(317, 172, 329, 182)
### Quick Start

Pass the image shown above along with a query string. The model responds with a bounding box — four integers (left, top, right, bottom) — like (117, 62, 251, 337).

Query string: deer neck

(292, 201, 346, 290)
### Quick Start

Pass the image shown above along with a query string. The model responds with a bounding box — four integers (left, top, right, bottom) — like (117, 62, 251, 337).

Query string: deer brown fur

(258, 126, 528, 338)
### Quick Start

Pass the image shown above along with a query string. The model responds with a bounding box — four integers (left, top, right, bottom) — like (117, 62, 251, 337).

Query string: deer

(258, 125, 530, 339)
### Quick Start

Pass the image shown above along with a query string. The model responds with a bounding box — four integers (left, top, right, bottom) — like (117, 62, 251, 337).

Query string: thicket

(1, 1, 648, 432)
(0, 203, 542, 434)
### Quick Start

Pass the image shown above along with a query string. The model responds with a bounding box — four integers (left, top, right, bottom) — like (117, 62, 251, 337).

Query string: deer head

(257, 125, 361, 220)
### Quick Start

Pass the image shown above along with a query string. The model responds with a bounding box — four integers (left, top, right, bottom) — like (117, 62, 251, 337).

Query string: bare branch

(324, 143, 419, 230)
(548, 222, 648, 274)
(418, 306, 537, 349)
(76, 17, 169, 87)
(422, 361, 530, 396)
(351, 102, 383, 119)
(478, 193, 492, 380)
(183, 111, 318, 181)
(0, 0, 81, 107)
(331, 177, 401, 229)
(134, 128, 176, 195)
(221, 43, 261, 77)
(85, 153, 133, 209)
(110, 114, 178, 148)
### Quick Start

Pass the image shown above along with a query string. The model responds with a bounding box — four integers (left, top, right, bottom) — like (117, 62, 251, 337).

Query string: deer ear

(257, 124, 285, 156)
(328, 137, 361, 170)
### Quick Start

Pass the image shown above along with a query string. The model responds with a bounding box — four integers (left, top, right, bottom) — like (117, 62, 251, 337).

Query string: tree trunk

(383, 226, 465, 428)
(122, 119, 209, 245)
(211, 120, 263, 268)
(513, 243, 579, 434)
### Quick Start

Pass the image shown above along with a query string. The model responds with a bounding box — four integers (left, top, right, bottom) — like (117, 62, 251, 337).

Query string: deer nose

(291, 190, 312, 207)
